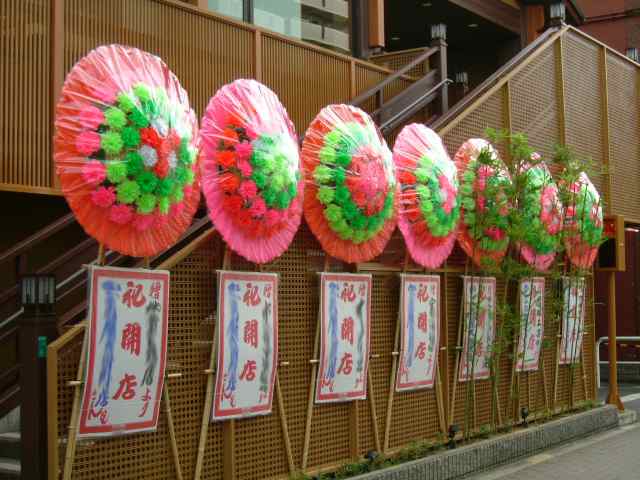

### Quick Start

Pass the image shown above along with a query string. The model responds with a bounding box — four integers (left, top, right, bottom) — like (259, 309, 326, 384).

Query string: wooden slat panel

(606, 54, 640, 223)
(0, 0, 51, 189)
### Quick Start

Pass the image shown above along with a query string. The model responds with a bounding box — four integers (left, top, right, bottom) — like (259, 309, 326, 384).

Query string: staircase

(0, 432, 20, 479)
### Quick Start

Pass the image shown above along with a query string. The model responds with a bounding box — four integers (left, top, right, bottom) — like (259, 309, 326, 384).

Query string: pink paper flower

(265, 209, 282, 227)
(485, 226, 505, 241)
(235, 141, 253, 161)
(245, 124, 259, 140)
(91, 186, 116, 208)
(77, 105, 105, 130)
(170, 201, 185, 217)
(109, 204, 134, 224)
(133, 213, 156, 231)
(250, 197, 267, 217)
(82, 160, 106, 185)
(476, 195, 486, 211)
(76, 131, 101, 156)
(530, 152, 541, 162)
(239, 180, 258, 200)
(238, 159, 253, 177)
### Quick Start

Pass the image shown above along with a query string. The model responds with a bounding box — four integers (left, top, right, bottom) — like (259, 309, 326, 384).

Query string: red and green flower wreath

(313, 121, 395, 244)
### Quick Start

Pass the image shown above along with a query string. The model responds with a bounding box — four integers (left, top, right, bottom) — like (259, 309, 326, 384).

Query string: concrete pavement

(468, 387, 640, 480)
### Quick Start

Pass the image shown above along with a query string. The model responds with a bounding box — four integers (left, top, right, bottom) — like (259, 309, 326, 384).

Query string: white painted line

(621, 392, 640, 403)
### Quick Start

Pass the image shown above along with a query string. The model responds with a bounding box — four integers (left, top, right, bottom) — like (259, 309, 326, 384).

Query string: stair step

(0, 433, 19, 462)
(0, 458, 19, 478)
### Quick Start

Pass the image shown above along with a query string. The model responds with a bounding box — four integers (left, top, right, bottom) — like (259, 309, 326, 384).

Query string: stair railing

(350, 37, 450, 136)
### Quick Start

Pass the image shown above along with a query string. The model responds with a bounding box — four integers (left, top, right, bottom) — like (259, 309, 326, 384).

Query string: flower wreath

(54, 45, 200, 257)
(393, 124, 460, 268)
(564, 172, 603, 269)
(200, 79, 303, 264)
(518, 159, 563, 271)
(455, 139, 511, 267)
(302, 104, 398, 263)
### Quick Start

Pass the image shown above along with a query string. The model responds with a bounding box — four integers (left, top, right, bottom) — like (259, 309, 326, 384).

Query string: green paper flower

(106, 161, 128, 184)
(117, 93, 136, 113)
(117, 180, 141, 204)
(121, 127, 141, 148)
(128, 107, 149, 129)
(125, 152, 145, 177)
(158, 196, 170, 215)
(133, 83, 152, 103)
(137, 193, 157, 214)
(104, 107, 127, 130)
(101, 131, 123, 156)
(137, 171, 158, 194)
(317, 186, 335, 205)
(156, 178, 174, 196)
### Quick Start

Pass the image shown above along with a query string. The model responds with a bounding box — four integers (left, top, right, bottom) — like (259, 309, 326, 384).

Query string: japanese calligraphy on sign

(79, 266, 169, 438)
(396, 275, 441, 392)
(212, 271, 278, 420)
(560, 276, 586, 365)
(458, 276, 496, 382)
(516, 278, 545, 372)
(316, 273, 371, 403)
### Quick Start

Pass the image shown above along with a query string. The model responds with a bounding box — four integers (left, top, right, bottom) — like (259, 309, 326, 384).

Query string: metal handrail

(596, 336, 640, 388)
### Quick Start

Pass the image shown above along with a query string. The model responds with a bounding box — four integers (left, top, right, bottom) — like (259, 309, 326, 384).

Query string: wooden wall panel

(562, 31, 607, 202)
(261, 35, 350, 134)
(606, 54, 640, 223)
(0, 0, 51, 189)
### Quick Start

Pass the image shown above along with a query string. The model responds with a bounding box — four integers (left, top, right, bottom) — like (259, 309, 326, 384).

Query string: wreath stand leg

(194, 247, 230, 480)
(540, 354, 549, 412)
(553, 331, 562, 411)
(163, 377, 183, 480)
(367, 366, 382, 453)
(435, 363, 447, 435)
(448, 281, 466, 426)
(383, 310, 400, 452)
(302, 255, 329, 470)
(62, 326, 88, 480)
(62, 243, 108, 480)
(275, 373, 296, 474)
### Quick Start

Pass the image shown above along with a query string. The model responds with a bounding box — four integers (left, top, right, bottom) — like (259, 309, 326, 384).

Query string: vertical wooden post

(383, 314, 400, 452)
(163, 382, 184, 480)
(606, 272, 623, 409)
(50, 0, 64, 189)
(556, 36, 567, 146)
(600, 46, 613, 210)
(254, 30, 262, 83)
(367, 367, 382, 453)
(223, 421, 236, 479)
(442, 268, 450, 423)
(275, 374, 296, 474)
(61, 331, 88, 480)
(349, 400, 360, 458)
(431, 37, 448, 114)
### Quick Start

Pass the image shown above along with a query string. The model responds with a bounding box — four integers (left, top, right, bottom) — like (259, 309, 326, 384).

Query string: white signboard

(213, 271, 278, 420)
(458, 276, 496, 382)
(396, 275, 441, 392)
(516, 277, 545, 372)
(560, 276, 586, 365)
(79, 266, 169, 438)
(316, 273, 371, 403)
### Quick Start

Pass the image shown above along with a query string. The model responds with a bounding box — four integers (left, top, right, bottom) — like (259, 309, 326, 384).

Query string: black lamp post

(19, 274, 57, 480)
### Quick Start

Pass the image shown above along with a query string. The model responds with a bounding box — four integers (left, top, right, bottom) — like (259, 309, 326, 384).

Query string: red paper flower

(219, 173, 241, 192)
(223, 194, 244, 212)
(140, 127, 161, 148)
(154, 157, 169, 178)
(217, 150, 236, 169)
(222, 128, 239, 146)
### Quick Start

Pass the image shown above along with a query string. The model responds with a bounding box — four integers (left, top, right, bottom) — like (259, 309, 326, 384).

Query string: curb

(352, 405, 619, 480)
